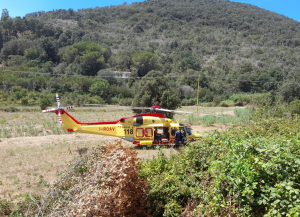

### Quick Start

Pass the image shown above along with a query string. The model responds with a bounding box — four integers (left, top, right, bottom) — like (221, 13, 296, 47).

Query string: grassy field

(172, 106, 251, 126)
(0, 105, 249, 202)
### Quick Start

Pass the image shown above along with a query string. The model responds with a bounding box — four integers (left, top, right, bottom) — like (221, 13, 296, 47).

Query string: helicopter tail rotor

(42, 94, 76, 124)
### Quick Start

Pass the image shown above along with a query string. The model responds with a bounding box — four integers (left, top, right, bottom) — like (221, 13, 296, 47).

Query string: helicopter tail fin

(59, 109, 81, 132)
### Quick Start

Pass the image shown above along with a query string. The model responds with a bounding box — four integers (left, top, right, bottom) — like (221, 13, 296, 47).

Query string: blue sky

(230, 0, 300, 22)
(1, 0, 300, 23)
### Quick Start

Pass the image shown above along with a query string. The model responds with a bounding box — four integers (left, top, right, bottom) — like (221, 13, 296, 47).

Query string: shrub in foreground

(140, 117, 300, 216)
(19, 142, 149, 216)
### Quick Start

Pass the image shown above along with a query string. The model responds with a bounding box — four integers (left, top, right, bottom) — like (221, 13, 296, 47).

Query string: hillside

(0, 0, 300, 107)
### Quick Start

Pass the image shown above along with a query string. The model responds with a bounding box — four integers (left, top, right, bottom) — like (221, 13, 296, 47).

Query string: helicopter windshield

(186, 127, 192, 135)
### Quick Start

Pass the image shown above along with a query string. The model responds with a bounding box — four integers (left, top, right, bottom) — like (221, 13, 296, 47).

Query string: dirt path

(190, 124, 228, 135)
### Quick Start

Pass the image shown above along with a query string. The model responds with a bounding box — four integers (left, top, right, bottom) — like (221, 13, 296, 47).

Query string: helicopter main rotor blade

(56, 93, 60, 107)
(42, 108, 57, 113)
(153, 108, 189, 113)
(82, 104, 115, 107)
(130, 106, 154, 110)
(156, 108, 221, 117)
(82, 103, 221, 117)
(58, 110, 62, 124)
(61, 106, 76, 110)
(82, 104, 154, 110)
(195, 113, 222, 117)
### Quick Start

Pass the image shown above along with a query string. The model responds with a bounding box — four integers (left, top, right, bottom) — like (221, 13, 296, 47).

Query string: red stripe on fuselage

(59, 110, 118, 125)
(121, 113, 166, 119)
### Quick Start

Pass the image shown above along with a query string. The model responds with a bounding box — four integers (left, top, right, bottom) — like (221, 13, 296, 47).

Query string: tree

(132, 52, 159, 77)
(24, 48, 40, 60)
(63, 42, 111, 76)
(108, 51, 134, 71)
(1, 9, 9, 18)
(39, 94, 52, 110)
(80, 51, 105, 75)
(40, 37, 58, 62)
(13, 16, 26, 37)
(240, 62, 253, 73)
(131, 71, 181, 118)
(0, 26, 4, 50)
(238, 74, 252, 92)
(89, 79, 110, 99)
(0, 39, 36, 62)
(280, 83, 300, 103)
(1, 16, 13, 39)
(179, 56, 201, 71)
(25, 18, 40, 34)
(69, 77, 94, 94)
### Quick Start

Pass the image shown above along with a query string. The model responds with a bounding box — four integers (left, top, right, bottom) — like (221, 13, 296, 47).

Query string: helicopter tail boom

(58, 109, 122, 138)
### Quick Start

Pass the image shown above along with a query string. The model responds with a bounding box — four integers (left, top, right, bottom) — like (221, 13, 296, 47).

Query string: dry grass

(0, 134, 177, 202)
(0, 134, 103, 201)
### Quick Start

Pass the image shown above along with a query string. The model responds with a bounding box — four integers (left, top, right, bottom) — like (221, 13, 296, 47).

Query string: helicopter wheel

(142, 146, 147, 150)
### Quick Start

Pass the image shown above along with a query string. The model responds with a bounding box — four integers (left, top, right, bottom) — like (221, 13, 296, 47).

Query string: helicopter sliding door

(154, 127, 170, 142)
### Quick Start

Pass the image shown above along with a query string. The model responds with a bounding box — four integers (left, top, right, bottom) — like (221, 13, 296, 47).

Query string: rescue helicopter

(42, 94, 211, 148)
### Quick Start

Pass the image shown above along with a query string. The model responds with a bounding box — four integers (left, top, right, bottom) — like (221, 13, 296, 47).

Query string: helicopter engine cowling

(133, 116, 143, 126)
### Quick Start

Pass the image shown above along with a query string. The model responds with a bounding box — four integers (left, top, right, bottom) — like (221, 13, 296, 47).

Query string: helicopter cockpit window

(136, 128, 144, 137)
(145, 128, 153, 137)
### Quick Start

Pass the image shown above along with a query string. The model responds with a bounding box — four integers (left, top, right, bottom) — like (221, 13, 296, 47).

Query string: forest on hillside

(1, 1, 300, 216)
(0, 0, 300, 108)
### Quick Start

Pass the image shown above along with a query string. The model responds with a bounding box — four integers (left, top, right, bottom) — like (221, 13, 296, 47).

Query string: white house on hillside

(113, 71, 131, 78)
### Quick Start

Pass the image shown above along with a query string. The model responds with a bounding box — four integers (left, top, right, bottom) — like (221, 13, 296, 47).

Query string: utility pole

(197, 75, 200, 113)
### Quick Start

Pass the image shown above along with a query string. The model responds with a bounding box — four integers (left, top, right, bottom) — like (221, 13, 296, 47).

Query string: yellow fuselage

(58, 110, 201, 146)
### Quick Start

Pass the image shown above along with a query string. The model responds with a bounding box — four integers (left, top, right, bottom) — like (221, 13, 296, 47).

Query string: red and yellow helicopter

(43, 94, 208, 148)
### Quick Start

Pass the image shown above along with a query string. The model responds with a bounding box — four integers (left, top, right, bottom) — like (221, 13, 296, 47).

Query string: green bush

(86, 95, 105, 104)
(39, 95, 52, 110)
(220, 101, 229, 107)
(118, 97, 133, 106)
(182, 98, 197, 106)
(213, 95, 221, 106)
(140, 116, 300, 216)
(290, 99, 300, 116)
(229, 93, 277, 107)
(21, 97, 29, 106)
(1, 106, 20, 112)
